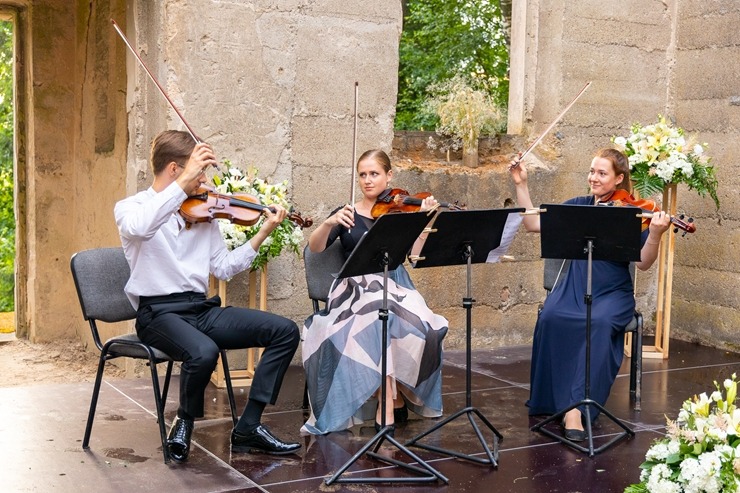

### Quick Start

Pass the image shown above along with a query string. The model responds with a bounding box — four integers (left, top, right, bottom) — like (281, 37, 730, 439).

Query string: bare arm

(635, 211, 672, 271)
(308, 204, 354, 253)
(509, 159, 541, 232)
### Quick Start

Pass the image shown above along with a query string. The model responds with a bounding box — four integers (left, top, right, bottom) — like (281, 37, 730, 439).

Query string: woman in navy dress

(509, 148, 671, 441)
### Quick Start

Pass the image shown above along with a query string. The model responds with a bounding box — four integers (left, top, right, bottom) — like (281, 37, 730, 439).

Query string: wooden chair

(542, 258, 642, 410)
(71, 247, 238, 463)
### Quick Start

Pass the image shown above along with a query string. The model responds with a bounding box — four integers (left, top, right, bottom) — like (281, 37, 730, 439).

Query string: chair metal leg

(146, 351, 170, 463)
(160, 361, 174, 407)
(82, 352, 109, 449)
(634, 314, 643, 411)
(219, 350, 238, 426)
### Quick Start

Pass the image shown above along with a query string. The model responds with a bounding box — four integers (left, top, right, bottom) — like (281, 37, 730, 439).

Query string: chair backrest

(543, 258, 636, 293)
(303, 241, 345, 307)
(71, 247, 137, 324)
(543, 258, 570, 293)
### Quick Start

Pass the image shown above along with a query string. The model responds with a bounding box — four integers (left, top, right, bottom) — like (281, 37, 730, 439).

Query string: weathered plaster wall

(18, 1, 128, 343)
(127, 1, 403, 329)
(503, 0, 740, 350)
(19, 0, 740, 358)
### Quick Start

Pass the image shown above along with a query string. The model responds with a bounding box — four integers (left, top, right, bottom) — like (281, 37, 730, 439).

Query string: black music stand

(405, 208, 524, 466)
(530, 203, 642, 457)
(324, 211, 449, 485)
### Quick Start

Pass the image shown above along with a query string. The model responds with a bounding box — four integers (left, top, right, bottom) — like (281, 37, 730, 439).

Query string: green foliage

(0, 20, 14, 311)
(396, 0, 509, 130)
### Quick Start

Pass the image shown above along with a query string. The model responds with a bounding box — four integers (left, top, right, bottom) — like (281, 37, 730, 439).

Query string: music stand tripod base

(531, 204, 642, 457)
(323, 212, 448, 485)
(405, 209, 522, 466)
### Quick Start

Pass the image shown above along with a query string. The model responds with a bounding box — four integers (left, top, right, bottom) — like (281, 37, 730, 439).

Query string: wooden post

(210, 266, 267, 387)
(643, 183, 677, 359)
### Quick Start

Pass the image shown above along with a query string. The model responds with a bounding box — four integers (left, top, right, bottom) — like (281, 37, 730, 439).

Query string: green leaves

(0, 21, 13, 312)
(396, 0, 509, 130)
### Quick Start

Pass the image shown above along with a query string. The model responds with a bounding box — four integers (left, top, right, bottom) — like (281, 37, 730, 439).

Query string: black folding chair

(301, 241, 346, 409)
(71, 247, 238, 463)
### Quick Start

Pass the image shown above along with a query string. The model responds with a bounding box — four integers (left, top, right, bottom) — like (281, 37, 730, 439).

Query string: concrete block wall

(17, 0, 740, 357)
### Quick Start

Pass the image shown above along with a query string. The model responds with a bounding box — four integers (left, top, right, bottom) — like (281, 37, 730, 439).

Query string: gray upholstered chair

(71, 247, 237, 463)
(301, 241, 346, 409)
(303, 241, 345, 313)
(542, 258, 642, 410)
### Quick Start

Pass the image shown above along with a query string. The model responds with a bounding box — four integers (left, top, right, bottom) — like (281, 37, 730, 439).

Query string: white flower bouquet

(213, 161, 303, 271)
(612, 115, 719, 209)
(625, 374, 740, 493)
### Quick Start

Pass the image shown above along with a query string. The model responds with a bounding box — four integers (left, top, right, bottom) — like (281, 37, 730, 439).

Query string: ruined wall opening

(0, 10, 16, 338)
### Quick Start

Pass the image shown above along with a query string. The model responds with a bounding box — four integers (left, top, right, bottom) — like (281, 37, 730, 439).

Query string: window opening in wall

(0, 17, 15, 337)
(395, 0, 511, 132)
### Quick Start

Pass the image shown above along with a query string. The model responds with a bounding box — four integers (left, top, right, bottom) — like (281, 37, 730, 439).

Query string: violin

(370, 187, 465, 218)
(179, 188, 313, 229)
(598, 189, 696, 235)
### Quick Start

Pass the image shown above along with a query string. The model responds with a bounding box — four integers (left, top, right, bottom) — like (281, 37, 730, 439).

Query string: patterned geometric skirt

(301, 265, 448, 435)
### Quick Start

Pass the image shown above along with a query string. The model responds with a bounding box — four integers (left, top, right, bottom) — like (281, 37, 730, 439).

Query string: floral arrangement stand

(207, 161, 303, 387)
(625, 183, 678, 360)
(209, 270, 266, 388)
(644, 184, 678, 360)
(614, 116, 719, 361)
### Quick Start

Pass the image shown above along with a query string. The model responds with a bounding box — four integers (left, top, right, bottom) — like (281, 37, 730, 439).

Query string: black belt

(139, 291, 206, 306)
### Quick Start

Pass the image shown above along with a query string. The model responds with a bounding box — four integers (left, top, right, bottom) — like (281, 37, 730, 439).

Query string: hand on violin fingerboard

(261, 204, 288, 233)
(419, 196, 439, 212)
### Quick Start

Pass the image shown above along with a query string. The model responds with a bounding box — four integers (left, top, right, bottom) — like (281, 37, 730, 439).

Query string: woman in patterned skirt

(301, 149, 448, 435)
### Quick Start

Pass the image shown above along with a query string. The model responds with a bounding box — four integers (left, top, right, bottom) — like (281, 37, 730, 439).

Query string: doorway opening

(0, 15, 15, 338)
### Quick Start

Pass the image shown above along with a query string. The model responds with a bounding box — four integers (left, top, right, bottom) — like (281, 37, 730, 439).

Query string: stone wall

(508, 0, 740, 350)
(15, 1, 129, 343)
(128, 1, 404, 329)
(15, 0, 740, 357)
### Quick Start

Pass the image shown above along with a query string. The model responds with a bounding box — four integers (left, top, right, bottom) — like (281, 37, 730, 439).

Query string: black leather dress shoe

(167, 416, 194, 463)
(231, 425, 301, 455)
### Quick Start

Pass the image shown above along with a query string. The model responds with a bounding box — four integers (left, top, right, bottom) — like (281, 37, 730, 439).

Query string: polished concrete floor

(2, 338, 739, 493)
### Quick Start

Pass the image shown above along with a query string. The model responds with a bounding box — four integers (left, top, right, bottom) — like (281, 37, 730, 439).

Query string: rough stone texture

(513, 0, 740, 353)
(14, 0, 740, 360)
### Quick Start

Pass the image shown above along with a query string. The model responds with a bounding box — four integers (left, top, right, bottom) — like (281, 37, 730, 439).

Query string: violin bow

(511, 81, 592, 168)
(111, 19, 202, 146)
(347, 82, 359, 233)
(349, 82, 359, 205)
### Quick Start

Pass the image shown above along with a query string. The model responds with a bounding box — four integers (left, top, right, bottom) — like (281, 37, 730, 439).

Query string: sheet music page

(485, 212, 522, 263)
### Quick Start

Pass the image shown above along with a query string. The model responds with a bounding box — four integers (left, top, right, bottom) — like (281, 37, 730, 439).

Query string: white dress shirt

(114, 181, 257, 309)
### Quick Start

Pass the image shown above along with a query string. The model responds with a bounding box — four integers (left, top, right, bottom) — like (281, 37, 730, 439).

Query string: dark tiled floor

(2, 339, 740, 492)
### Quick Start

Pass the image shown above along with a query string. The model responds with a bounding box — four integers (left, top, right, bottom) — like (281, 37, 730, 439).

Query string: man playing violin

(114, 130, 301, 462)
(509, 147, 672, 442)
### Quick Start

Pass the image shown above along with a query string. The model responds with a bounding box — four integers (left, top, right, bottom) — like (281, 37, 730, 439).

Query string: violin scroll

(597, 190, 696, 236)
(641, 211, 696, 236)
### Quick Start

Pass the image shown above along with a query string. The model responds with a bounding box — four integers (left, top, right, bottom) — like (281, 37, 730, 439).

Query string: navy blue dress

(526, 195, 649, 420)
